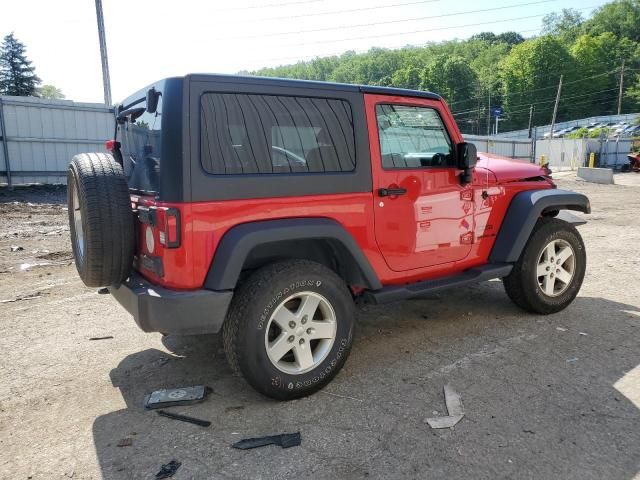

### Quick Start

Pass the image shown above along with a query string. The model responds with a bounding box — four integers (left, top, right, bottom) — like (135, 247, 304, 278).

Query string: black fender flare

(204, 218, 382, 291)
(489, 189, 590, 263)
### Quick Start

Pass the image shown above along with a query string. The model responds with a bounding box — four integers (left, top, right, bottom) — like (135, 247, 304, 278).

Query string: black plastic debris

(155, 460, 181, 479)
(157, 410, 211, 427)
(88, 336, 114, 341)
(144, 386, 211, 409)
(232, 432, 301, 450)
(97, 287, 110, 294)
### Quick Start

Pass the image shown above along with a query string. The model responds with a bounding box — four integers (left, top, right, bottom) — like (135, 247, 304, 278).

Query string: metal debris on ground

(578, 332, 588, 336)
(10, 245, 23, 252)
(116, 437, 132, 447)
(567, 357, 579, 363)
(0, 292, 44, 304)
(156, 410, 211, 427)
(232, 432, 301, 450)
(97, 287, 109, 295)
(425, 384, 465, 429)
(155, 460, 181, 479)
(556, 327, 568, 332)
(88, 336, 114, 341)
(144, 386, 211, 409)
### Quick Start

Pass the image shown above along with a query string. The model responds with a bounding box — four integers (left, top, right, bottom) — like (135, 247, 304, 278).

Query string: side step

(364, 263, 513, 305)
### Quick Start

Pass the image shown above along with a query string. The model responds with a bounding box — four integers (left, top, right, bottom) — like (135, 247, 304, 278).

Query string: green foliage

(249, 0, 640, 134)
(583, 0, 640, 42)
(541, 9, 584, 42)
(0, 33, 40, 96)
(38, 84, 65, 99)
(565, 127, 589, 138)
(421, 55, 478, 105)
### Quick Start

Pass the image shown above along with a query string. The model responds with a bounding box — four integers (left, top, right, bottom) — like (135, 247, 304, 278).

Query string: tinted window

(376, 104, 454, 169)
(117, 82, 164, 193)
(200, 93, 355, 174)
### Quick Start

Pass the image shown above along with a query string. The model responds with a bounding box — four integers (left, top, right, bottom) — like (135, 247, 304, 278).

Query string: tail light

(157, 208, 181, 248)
(105, 140, 120, 151)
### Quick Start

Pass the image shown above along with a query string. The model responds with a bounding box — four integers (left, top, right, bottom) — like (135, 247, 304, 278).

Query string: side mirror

(457, 142, 478, 169)
(146, 87, 161, 114)
(457, 142, 477, 185)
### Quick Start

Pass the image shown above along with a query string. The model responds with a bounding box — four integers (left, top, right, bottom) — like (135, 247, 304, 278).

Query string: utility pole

(95, 0, 112, 105)
(527, 104, 535, 139)
(617, 60, 625, 115)
(549, 75, 563, 139)
(487, 88, 491, 137)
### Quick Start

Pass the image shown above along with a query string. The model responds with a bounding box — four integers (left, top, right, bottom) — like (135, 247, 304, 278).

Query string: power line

(450, 68, 621, 111)
(253, 27, 542, 65)
(254, 0, 442, 22)
(227, 0, 557, 39)
(215, 0, 321, 11)
(263, 4, 605, 49)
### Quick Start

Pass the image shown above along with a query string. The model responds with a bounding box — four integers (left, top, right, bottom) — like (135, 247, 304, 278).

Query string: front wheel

(222, 260, 355, 400)
(503, 217, 586, 314)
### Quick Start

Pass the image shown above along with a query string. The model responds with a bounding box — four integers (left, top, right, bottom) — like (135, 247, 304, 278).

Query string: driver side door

(366, 94, 474, 272)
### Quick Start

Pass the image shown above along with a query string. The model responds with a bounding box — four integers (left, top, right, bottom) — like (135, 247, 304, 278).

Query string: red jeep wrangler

(67, 75, 589, 400)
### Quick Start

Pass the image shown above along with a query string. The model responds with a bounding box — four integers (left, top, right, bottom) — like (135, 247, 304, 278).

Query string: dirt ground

(1, 173, 639, 480)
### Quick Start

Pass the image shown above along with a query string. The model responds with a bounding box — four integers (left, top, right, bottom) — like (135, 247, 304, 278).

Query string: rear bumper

(109, 273, 233, 335)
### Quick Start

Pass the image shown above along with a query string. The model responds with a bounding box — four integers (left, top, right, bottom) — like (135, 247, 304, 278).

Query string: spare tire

(67, 153, 134, 287)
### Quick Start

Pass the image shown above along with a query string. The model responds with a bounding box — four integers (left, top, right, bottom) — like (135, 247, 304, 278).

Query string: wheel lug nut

(301, 316, 307, 324)
(299, 338, 305, 345)
(306, 328, 313, 335)
(289, 321, 296, 329)
(546, 266, 550, 271)
(288, 335, 295, 343)
(550, 273, 554, 278)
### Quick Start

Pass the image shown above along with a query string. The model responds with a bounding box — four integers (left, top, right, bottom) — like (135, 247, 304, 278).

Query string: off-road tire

(222, 260, 355, 400)
(67, 153, 134, 287)
(503, 217, 586, 314)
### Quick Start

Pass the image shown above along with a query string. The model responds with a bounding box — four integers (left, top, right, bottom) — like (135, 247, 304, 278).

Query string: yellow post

(588, 152, 595, 168)
(540, 154, 547, 166)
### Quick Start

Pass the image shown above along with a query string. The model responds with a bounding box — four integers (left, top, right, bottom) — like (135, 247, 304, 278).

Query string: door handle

(378, 187, 407, 197)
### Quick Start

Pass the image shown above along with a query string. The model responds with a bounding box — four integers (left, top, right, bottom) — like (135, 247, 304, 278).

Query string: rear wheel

(67, 153, 134, 287)
(503, 217, 586, 314)
(222, 260, 355, 400)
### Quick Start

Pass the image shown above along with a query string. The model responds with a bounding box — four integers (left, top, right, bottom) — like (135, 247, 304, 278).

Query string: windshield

(116, 81, 164, 194)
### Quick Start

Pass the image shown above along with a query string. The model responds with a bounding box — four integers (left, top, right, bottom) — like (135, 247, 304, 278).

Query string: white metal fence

(464, 135, 533, 162)
(4, 97, 631, 186)
(535, 137, 635, 171)
(0, 96, 112, 186)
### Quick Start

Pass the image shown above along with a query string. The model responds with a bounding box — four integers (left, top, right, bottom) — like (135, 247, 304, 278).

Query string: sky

(0, 0, 606, 103)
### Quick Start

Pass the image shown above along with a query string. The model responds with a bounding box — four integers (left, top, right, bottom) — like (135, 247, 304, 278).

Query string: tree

(39, 84, 65, 99)
(421, 55, 478, 105)
(541, 9, 584, 41)
(495, 32, 525, 47)
(583, 0, 640, 42)
(0, 33, 41, 96)
(391, 66, 422, 90)
(499, 36, 577, 130)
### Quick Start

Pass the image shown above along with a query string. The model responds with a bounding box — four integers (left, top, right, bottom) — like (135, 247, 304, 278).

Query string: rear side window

(200, 93, 355, 174)
(376, 104, 454, 169)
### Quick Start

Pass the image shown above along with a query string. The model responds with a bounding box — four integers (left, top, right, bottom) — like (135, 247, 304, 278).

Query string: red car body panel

(131, 95, 552, 291)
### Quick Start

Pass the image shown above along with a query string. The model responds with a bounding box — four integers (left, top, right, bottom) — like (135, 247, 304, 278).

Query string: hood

(476, 152, 548, 183)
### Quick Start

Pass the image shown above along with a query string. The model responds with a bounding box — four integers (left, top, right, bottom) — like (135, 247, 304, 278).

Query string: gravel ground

(0, 174, 639, 480)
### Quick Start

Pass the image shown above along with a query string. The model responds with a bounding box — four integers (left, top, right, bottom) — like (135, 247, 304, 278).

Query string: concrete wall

(0, 96, 113, 186)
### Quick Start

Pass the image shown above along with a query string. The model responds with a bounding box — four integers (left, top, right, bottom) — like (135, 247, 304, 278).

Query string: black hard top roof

(185, 73, 441, 101)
